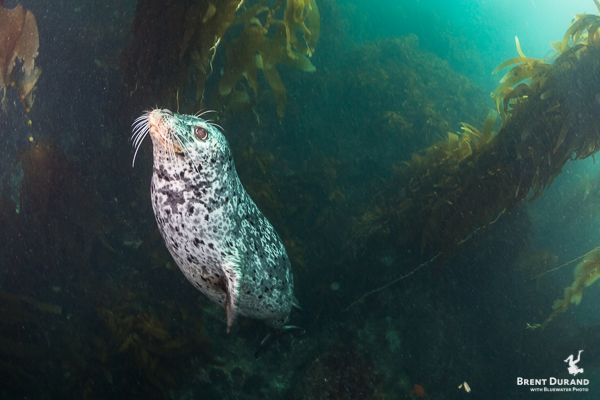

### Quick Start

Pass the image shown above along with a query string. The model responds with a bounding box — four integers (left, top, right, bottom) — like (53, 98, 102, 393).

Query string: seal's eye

(194, 126, 208, 141)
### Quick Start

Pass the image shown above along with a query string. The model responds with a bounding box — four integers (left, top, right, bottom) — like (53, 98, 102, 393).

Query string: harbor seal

(131, 109, 295, 332)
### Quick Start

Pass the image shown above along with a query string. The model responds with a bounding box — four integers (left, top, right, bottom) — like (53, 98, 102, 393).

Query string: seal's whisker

(131, 132, 148, 159)
(132, 126, 147, 143)
(131, 120, 144, 130)
(133, 113, 148, 123)
(131, 116, 149, 142)
(131, 130, 148, 168)
(208, 121, 224, 132)
(132, 131, 145, 146)
(132, 122, 147, 134)
(130, 111, 153, 167)
(132, 112, 149, 126)
(133, 129, 149, 149)
(195, 109, 217, 118)
(131, 121, 144, 131)
(132, 122, 149, 144)
(131, 119, 146, 131)
(131, 138, 144, 167)
(132, 113, 147, 122)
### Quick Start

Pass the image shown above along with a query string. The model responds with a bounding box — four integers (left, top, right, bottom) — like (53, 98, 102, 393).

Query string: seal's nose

(148, 109, 175, 136)
(147, 109, 161, 130)
(147, 109, 166, 139)
(146, 109, 182, 154)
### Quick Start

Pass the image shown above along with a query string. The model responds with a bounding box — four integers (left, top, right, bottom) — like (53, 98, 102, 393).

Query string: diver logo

(565, 350, 584, 376)
(515, 349, 590, 393)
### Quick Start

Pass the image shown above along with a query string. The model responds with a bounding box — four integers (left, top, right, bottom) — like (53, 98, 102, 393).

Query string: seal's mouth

(131, 109, 183, 167)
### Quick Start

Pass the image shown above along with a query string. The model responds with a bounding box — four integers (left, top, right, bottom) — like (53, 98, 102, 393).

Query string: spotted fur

(136, 109, 294, 331)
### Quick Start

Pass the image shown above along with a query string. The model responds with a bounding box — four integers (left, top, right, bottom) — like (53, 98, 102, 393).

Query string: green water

(1, 0, 599, 398)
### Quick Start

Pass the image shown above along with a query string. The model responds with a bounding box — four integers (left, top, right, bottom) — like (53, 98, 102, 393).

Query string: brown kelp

(123, 0, 245, 110)
(355, 9, 600, 258)
(123, 0, 319, 116)
(491, 36, 550, 118)
(218, 0, 319, 117)
(180, 0, 247, 106)
(535, 247, 600, 328)
(0, 3, 41, 112)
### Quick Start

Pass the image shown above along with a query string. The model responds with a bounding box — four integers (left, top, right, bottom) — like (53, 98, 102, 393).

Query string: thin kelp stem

(345, 205, 508, 310)
(532, 249, 596, 280)
(344, 253, 441, 311)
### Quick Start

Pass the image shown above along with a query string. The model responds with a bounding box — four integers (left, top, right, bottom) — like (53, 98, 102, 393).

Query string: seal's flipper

(222, 249, 243, 334)
(224, 285, 236, 334)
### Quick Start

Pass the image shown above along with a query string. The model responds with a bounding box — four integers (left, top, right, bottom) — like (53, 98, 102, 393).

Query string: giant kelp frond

(559, 13, 600, 52)
(493, 10, 600, 119)
(408, 113, 497, 172)
(284, 0, 320, 57)
(492, 36, 550, 118)
(218, 0, 320, 118)
(182, 0, 246, 105)
(536, 247, 600, 328)
(123, 0, 319, 114)
(408, 119, 496, 171)
(123, 0, 247, 110)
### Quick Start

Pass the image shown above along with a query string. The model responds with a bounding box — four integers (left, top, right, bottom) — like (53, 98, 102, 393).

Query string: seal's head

(131, 108, 230, 169)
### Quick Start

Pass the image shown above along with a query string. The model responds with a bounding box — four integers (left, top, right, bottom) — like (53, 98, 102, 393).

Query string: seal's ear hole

(195, 126, 208, 141)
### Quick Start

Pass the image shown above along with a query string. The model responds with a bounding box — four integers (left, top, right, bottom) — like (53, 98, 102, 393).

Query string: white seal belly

(132, 109, 295, 332)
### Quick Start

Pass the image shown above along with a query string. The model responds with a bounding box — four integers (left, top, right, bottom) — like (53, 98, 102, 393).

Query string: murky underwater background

(1, 0, 600, 398)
